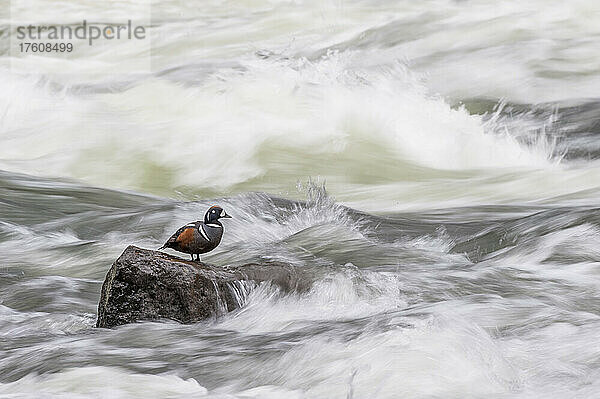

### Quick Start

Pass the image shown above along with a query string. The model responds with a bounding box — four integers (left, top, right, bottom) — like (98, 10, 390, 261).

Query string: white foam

(2, 0, 600, 211)
(0, 53, 559, 203)
(217, 268, 407, 333)
(0, 367, 208, 399)
(0, 366, 306, 399)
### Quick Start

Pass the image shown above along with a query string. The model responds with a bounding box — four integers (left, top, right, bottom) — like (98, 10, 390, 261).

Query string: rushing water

(1, 1, 600, 398)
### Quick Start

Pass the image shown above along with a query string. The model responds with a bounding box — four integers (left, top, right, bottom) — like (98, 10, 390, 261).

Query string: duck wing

(159, 222, 200, 250)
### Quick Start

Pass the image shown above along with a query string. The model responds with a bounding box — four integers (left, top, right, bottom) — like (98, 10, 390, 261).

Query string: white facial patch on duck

(220, 210, 226, 217)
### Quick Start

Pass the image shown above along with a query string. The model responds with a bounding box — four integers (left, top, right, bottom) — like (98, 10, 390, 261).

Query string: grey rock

(96, 245, 305, 328)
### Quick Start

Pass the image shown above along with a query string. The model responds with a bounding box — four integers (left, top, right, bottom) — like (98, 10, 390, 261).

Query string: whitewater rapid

(1, 0, 600, 398)
(2, 0, 600, 211)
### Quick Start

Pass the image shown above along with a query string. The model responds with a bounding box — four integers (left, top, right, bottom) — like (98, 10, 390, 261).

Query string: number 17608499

(19, 42, 73, 53)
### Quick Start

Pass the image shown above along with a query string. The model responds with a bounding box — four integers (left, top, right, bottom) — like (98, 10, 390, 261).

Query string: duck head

(204, 205, 232, 224)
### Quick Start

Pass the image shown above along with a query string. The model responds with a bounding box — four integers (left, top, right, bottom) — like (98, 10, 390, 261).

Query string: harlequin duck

(159, 205, 232, 261)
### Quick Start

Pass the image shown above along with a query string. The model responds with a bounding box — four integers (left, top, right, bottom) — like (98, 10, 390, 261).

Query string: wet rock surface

(96, 245, 304, 328)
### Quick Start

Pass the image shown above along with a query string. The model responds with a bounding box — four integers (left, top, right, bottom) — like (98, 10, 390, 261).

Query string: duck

(159, 205, 231, 261)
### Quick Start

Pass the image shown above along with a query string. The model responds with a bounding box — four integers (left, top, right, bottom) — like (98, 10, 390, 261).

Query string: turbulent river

(1, 1, 600, 398)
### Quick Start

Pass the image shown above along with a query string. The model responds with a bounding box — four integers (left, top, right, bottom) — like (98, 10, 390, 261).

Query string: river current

(1, 1, 600, 398)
